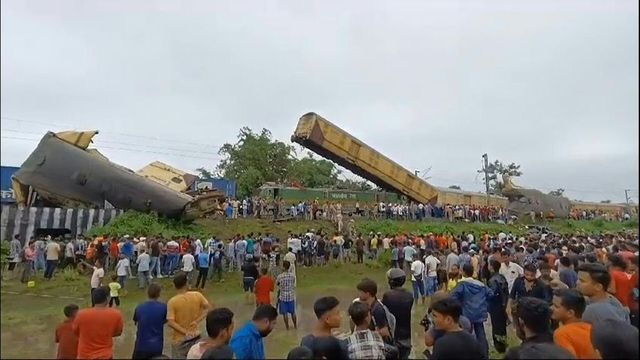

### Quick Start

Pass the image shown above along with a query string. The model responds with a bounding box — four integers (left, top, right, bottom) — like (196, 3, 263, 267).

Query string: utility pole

(625, 189, 631, 204)
(482, 153, 490, 205)
(414, 170, 420, 177)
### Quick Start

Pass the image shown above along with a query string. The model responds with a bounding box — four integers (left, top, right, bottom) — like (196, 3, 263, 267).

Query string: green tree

(216, 127, 295, 198)
(195, 167, 215, 179)
(288, 153, 339, 188)
(448, 185, 461, 190)
(478, 160, 523, 195)
(336, 178, 374, 191)
(600, 199, 612, 204)
(549, 188, 565, 196)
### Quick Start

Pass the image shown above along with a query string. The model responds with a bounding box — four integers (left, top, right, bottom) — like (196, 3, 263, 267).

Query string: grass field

(1, 258, 519, 359)
(4, 215, 632, 359)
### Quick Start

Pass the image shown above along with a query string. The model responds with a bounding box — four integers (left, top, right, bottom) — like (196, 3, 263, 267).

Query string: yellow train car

(292, 113, 439, 204)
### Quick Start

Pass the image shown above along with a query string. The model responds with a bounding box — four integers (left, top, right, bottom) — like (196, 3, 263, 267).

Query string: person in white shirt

(44, 238, 61, 280)
(182, 251, 196, 282)
(136, 249, 151, 289)
(411, 258, 426, 304)
(283, 248, 297, 277)
(499, 250, 523, 293)
(115, 253, 132, 295)
(87, 259, 105, 307)
(194, 238, 203, 256)
(63, 241, 76, 269)
(424, 249, 441, 296)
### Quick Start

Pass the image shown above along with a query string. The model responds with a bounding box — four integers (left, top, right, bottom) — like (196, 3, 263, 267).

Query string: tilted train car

(291, 113, 440, 204)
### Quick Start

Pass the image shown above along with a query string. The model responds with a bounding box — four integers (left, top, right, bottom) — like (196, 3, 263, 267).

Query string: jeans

(149, 256, 161, 277)
(44, 260, 58, 279)
(472, 321, 489, 359)
(209, 263, 223, 281)
(165, 254, 179, 275)
(424, 275, 438, 296)
(195, 268, 208, 289)
(35, 253, 45, 272)
(412, 280, 425, 300)
(138, 270, 149, 289)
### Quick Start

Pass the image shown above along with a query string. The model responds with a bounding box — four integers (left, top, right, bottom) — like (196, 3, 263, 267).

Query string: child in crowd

(108, 275, 121, 307)
(447, 264, 461, 292)
(55, 304, 79, 360)
(254, 268, 274, 307)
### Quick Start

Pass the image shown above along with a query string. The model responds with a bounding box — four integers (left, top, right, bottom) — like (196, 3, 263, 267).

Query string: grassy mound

(87, 211, 637, 240)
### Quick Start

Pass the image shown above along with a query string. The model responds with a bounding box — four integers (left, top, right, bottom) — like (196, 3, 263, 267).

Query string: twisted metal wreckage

(10, 130, 224, 219)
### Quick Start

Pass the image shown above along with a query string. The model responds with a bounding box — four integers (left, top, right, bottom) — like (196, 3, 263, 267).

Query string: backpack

(372, 300, 396, 342)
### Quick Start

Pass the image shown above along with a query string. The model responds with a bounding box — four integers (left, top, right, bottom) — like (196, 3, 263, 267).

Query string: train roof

(435, 186, 508, 199)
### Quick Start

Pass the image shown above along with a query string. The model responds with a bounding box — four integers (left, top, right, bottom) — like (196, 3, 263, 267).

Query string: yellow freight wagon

(292, 112, 439, 204)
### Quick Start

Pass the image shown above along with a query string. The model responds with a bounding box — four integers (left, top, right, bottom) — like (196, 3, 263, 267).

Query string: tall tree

(288, 153, 339, 188)
(600, 199, 612, 204)
(548, 188, 565, 197)
(448, 185, 462, 190)
(478, 160, 523, 195)
(216, 127, 295, 198)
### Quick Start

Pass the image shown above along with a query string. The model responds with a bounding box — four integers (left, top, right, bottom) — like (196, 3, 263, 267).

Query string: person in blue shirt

(121, 236, 135, 261)
(195, 251, 210, 290)
(230, 304, 278, 360)
(132, 283, 167, 359)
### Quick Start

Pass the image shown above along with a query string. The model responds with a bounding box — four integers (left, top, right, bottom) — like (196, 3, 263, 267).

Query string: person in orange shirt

(608, 254, 633, 309)
(72, 287, 124, 359)
(254, 268, 274, 307)
(551, 288, 597, 359)
(55, 304, 79, 360)
(109, 239, 119, 271)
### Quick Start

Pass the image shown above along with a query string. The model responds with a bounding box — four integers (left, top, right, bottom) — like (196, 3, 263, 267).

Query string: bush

(87, 211, 205, 238)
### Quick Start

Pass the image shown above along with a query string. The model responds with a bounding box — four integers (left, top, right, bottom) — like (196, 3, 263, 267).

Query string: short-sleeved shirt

(369, 300, 388, 333)
(403, 246, 416, 262)
(55, 320, 78, 359)
(133, 300, 167, 355)
(553, 322, 596, 359)
(254, 276, 274, 305)
(65, 242, 75, 258)
(611, 270, 633, 307)
(582, 295, 630, 324)
(137, 253, 150, 272)
(46, 242, 61, 261)
(108, 282, 121, 297)
(115, 258, 130, 276)
(346, 330, 385, 360)
(167, 291, 209, 344)
(90, 267, 105, 288)
(300, 334, 347, 360)
(72, 307, 124, 359)
(182, 254, 195, 272)
(197, 253, 210, 268)
(431, 330, 484, 359)
(276, 271, 296, 302)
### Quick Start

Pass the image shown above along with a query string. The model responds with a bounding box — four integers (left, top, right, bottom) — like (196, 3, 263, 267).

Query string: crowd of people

(5, 226, 640, 359)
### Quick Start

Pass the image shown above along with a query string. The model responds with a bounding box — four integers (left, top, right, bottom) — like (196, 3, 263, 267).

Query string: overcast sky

(1, 0, 638, 203)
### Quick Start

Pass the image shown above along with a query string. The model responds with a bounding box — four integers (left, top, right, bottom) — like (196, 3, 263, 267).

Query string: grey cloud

(1, 0, 637, 203)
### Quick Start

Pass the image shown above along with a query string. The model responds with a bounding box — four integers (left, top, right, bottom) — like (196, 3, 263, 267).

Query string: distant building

(0, 166, 19, 204)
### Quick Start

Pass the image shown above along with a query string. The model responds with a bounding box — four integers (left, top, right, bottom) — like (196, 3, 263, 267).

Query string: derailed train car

(11, 131, 222, 219)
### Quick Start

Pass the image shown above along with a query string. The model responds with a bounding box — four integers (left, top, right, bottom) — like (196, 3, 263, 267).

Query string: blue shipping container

(0, 166, 19, 203)
(193, 178, 237, 198)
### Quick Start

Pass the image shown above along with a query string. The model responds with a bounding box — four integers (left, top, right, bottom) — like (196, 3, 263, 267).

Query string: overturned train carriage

(11, 131, 225, 219)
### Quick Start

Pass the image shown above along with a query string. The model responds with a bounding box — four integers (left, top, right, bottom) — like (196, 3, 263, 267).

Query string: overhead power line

(1, 128, 219, 156)
(1, 115, 219, 149)
(1, 135, 219, 161)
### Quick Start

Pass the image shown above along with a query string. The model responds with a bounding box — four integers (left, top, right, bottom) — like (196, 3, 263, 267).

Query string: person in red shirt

(55, 304, 79, 359)
(73, 286, 124, 359)
(608, 254, 633, 309)
(254, 268, 274, 306)
(109, 239, 119, 270)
